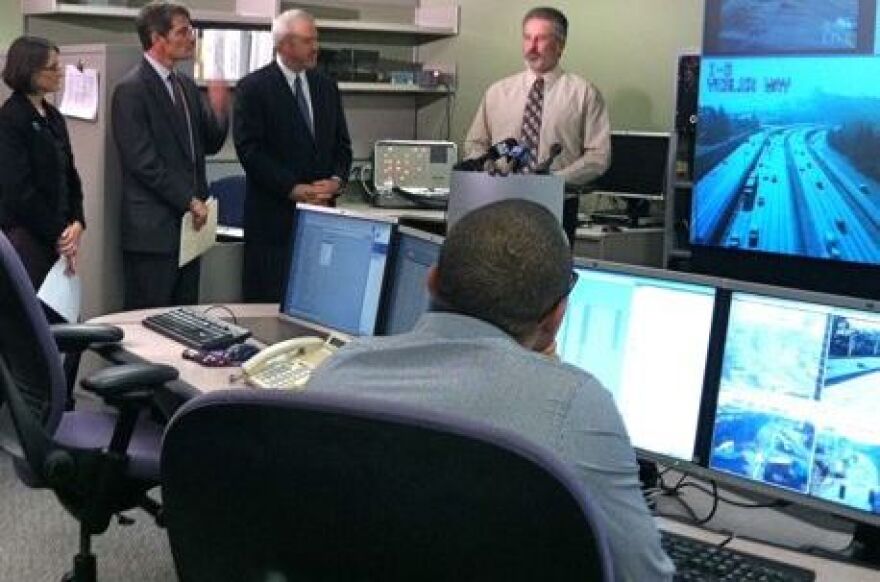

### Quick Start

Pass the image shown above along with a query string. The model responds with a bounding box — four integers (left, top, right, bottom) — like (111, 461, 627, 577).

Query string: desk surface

(88, 304, 880, 580)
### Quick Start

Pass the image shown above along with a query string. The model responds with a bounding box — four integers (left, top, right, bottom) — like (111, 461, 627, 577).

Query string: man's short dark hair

(436, 199, 572, 340)
(136, 1, 191, 51)
(2, 36, 59, 94)
(523, 7, 568, 43)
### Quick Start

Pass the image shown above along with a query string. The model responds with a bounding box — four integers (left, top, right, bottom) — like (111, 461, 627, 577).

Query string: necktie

(520, 77, 544, 172)
(169, 72, 195, 162)
(294, 75, 314, 136)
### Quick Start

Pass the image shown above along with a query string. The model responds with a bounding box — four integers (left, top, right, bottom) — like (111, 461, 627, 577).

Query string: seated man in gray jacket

(306, 199, 674, 581)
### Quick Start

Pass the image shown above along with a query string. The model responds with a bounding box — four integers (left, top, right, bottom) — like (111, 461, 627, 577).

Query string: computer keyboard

(143, 307, 251, 350)
(662, 530, 815, 581)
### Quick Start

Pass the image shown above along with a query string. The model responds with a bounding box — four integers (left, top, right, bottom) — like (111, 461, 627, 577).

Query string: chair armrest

(51, 324, 123, 354)
(81, 363, 179, 405)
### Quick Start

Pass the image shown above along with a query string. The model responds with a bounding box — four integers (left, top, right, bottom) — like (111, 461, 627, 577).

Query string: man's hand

(57, 220, 83, 258)
(311, 178, 342, 197)
(290, 183, 334, 206)
(206, 80, 230, 120)
(189, 198, 209, 230)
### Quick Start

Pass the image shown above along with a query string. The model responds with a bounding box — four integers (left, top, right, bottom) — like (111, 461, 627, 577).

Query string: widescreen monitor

(281, 204, 395, 336)
(380, 227, 443, 335)
(555, 261, 717, 463)
(590, 131, 671, 200)
(692, 1, 880, 270)
(707, 290, 880, 525)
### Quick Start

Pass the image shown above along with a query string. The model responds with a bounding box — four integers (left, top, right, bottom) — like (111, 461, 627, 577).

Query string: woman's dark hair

(2, 36, 59, 94)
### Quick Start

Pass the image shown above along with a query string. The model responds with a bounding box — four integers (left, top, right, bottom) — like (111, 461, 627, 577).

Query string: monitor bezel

(279, 203, 398, 337)
(589, 131, 672, 201)
(376, 226, 445, 336)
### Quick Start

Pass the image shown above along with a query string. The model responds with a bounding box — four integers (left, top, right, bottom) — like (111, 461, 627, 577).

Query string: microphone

(507, 144, 532, 174)
(454, 138, 519, 171)
(534, 143, 563, 174)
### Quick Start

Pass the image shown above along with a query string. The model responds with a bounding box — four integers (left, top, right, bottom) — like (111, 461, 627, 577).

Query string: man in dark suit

(112, 1, 229, 309)
(234, 8, 352, 303)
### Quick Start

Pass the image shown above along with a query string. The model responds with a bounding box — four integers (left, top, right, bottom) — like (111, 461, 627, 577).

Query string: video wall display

(708, 293, 880, 515)
(692, 1, 880, 266)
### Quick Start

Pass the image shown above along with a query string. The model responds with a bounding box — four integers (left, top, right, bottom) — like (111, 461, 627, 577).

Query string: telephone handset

(241, 334, 347, 390)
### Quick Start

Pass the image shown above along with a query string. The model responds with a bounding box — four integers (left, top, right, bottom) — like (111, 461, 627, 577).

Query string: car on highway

(825, 232, 841, 258)
(728, 235, 741, 248)
(748, 228, 759, 248)
(835, 219, 847, 234)
(816, 181, 824, 190)
(859, 184, 870, 194)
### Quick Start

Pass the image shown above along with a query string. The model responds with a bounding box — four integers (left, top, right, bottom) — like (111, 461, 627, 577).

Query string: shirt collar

(144, 53, 172, 81)
(524, 65, 563, 90)
(415, 311, 519, 346)
(276, 55, 307, 86)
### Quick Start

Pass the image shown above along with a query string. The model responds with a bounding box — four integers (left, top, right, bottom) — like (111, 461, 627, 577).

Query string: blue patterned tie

(294, 74, 314, 136)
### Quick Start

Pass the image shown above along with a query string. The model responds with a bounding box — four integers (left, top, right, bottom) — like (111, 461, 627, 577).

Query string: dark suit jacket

(234, 63, 352, 246)
(112, 59, 227, 254)
(0, 92, 85, 246)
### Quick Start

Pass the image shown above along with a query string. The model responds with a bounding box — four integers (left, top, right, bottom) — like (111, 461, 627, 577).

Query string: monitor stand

(590, 198, 660, 228)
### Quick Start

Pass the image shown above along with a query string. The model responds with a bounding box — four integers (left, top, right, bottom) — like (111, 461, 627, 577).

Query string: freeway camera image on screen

(709, 294, 880, 514)
(706, 0, 863, 54)
(690, 56, 880, 265)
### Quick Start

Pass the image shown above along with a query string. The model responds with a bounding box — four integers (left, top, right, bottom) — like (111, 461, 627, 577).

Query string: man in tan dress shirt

(464, 6, 611, 244)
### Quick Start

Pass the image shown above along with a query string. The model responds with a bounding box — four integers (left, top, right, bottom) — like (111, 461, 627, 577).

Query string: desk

(86, 305, 880, 580)
(574, 225, 664, 267)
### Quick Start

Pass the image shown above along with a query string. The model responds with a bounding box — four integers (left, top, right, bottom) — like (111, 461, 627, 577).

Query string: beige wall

(421, 0, 703, 143)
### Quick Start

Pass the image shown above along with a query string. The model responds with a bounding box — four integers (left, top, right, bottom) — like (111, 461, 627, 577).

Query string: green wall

(421, 0, 703, 143)
(0, 1, 22, 48)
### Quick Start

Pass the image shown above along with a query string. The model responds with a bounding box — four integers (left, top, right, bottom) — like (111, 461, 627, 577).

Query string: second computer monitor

(380, 227, 443, 335)
(281, 204, 395, 336)
(556, 261, 717, 463)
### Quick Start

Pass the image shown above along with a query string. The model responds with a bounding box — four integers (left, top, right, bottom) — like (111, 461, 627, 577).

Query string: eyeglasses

(542, 269, 579, 319)
(41, 63, 61, 73)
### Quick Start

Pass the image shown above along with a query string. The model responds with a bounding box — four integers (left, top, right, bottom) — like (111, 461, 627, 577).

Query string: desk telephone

(242, 334, 348, 390)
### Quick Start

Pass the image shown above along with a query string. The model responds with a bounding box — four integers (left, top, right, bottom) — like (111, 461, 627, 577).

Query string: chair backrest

(0, 231, 67, 470)
(162, 390, 615, 582)
(209, 175, 246, 228)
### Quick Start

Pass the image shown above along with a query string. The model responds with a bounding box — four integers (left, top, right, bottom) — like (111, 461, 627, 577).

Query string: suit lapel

(270, 63, 316, 148)
(139, 60, 191, 159)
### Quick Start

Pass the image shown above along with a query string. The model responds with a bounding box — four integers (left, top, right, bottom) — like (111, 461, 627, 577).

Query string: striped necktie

(520, 76, 544, 172)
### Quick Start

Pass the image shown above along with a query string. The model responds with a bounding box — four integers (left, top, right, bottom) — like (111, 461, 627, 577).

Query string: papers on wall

(37, 257, 81, 323)
(249, 31, 274, 72)
(179, 197, 218, 267)
(199, 30, 249, 80)
(58, 65, 99, 121)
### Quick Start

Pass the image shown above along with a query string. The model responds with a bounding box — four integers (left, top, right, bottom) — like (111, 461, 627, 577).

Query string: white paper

(58, 65, 99, 121)
(249, 31, 274, 73)
(179, 197, 218, 267)
(37, 257, 81, 323)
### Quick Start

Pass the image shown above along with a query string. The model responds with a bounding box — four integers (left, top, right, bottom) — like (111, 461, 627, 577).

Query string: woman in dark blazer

(0, 36, 85, 290)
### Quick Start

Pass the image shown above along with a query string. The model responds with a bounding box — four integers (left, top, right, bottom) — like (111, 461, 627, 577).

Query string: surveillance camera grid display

(709, 293, 880, 516)
(692, 1, 880, 267)
(556, 268, 716, 462)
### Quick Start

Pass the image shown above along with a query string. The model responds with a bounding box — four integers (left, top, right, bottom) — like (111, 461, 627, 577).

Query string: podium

(447, 171, 565, 229)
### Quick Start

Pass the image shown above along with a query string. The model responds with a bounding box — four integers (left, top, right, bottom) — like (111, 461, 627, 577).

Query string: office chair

(210, 175, 247, 229)
(0, 231, 179, 582)
(162, 390, 615, 582)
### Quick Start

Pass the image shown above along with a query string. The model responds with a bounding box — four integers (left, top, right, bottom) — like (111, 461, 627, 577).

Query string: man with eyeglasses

(234, 8, 352, 303)
(307, 199, 674, 581)
(112, 1, 229, 309)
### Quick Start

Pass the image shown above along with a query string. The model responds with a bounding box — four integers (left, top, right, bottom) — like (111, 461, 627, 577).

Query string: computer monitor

(280, 204, 395, 336)
(706, 288, 880, 526)
(555, 260, 717, 464)
(379, 227, 443, 335)
(591, 131, 670, 201)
